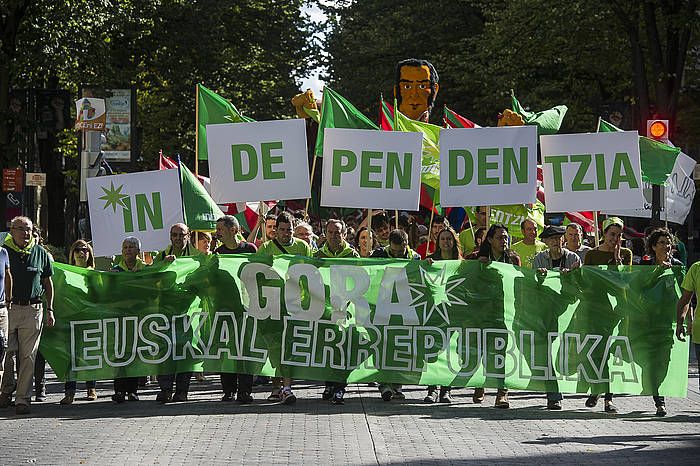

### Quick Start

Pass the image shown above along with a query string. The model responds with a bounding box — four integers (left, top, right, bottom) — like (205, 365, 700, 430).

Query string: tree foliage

(322, 0, 699, 148)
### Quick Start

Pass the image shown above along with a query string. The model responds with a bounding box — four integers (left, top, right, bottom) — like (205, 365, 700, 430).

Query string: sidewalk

(0, 363, 697, 465)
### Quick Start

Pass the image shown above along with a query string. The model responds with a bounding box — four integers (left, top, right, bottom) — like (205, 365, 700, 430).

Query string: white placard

(87, 170, 184, 257)
(207, 119, 310, 203)
(540, 131, 644, 213)
(604, 151, 697, 224)
(439, 126, 538, 207)
(321, 128, 422, 210)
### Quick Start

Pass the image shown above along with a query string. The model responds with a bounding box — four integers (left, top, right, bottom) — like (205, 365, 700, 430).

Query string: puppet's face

(396, 65, 437, 121)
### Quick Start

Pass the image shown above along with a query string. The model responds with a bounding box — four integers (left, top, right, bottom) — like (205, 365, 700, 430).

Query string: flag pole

(305, 155, 317, 213)
(195, 84, 200, 177)
(593, 211, 600, 247)
(194, 85, 201, 246)
(427, 207, 435, 256)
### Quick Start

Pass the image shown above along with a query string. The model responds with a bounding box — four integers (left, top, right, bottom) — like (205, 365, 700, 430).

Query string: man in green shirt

(511, 218, 547, 269)
(258, 212, 312, 404)
(0, 216, 54, 415)
(314, 219, 359, 405)
(676, 259, 700, 389)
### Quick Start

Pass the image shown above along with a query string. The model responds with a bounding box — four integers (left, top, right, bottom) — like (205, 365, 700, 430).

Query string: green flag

(597, 118, 680, 185)
(511, 90, 567, 136)
(197, 84, 255, 161)
(393, 102, 442, 203)
(179, 160, 224, 231)
(314, 87, 378, 157)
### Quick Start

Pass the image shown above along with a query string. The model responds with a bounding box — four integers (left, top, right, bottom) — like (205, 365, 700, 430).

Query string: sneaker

(331, 389, 345, 405)
(322, 386, 334, 401)
(172, 392, 188, 402)
(237, 392, 254, 404)
(60, 395, 75, 405)
(127, 392, 139, 402)
(380, 387, 393, 401)
(439, 390, 452, 404)
(268, 387, 281, 401)
(35, 390, 47, 402)
(0, 393, 12, 408)
(547, 400, 562, 410)
(195, 373, 206, 382)
(393, 389, 406, 401)
(86, 389, 98, 401)
(585, 394, 600, 408)
(156, 390, 173, 404)
(655, 404, 667, 417)
(221, 392, 234, 402)
(280, 388, 296, 405)
(495, 390, 510, 409)
(424, 388, 438, 404)
(112, 392, 126, 404)
(604, 401, 618, 414)
(15, 404, 30, 415)
(472, 388, 485, 404)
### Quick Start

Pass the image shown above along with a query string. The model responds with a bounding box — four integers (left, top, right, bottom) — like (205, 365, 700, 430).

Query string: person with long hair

(423, 227, 462, 403)
(60, 240, 98, 404)
(631, 228, 682, 416)
(354, 226, 379, 258)
(473, 224, 520, 408)
(581, 217, 632, 414)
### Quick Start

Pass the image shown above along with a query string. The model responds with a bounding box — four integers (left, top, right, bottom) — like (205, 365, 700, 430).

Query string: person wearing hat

(581, 216, 632, 413)
(532, 225, 581, 410)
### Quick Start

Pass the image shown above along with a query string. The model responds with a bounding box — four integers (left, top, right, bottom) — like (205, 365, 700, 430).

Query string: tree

(608, 0, 698, 134)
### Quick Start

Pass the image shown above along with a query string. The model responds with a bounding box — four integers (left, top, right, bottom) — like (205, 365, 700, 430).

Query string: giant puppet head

(394, 59, 439, 122)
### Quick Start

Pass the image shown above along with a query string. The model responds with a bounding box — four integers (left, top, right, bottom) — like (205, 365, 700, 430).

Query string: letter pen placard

(540, 131, 643, 213)
(439, 126, 538, 207)
(206, 119, 310, 203)
(321, 128, 423, 210)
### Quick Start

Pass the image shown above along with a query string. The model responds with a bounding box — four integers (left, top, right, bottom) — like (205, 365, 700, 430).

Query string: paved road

(1, 362, 698, 465)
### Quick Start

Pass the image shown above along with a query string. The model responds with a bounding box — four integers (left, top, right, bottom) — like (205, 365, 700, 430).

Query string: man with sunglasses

(0, 216, 54, 415)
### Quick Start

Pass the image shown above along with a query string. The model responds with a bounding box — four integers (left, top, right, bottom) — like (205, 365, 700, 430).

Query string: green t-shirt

(458, 229, 476, 256)
(314, 242, 359, 259)
(4, 243, 52, 301)
(510, 240, 547, 269)
(258, 238, 313, 257)
(681, 261, 700, 343)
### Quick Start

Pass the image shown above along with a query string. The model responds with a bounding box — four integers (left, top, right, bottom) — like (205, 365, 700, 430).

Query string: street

(1, 361, 698, 465)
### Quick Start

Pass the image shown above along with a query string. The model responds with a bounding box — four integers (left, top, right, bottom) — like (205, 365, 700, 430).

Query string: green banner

(43, 256, 689, 396)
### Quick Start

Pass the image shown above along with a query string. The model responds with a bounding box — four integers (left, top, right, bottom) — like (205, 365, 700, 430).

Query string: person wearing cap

(581, 216, 632, 414)
(511, 218, 547, 269)
(532, 225, 581, 410)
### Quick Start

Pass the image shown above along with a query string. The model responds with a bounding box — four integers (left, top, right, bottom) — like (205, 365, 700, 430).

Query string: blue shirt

(0, 247, 9, 304)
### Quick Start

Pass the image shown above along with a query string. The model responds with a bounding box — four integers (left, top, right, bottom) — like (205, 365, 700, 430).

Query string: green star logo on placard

(409, 265, 466, 325)
(99, 181, 130, 212)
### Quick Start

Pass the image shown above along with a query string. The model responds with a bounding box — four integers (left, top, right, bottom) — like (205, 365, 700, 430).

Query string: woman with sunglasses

(60, 240, 98, 404)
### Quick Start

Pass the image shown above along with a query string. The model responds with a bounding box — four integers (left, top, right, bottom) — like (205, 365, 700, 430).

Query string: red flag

(443, 106, 480, 128)
(379, 99, 394, 131)
(159, 150, 178, 170)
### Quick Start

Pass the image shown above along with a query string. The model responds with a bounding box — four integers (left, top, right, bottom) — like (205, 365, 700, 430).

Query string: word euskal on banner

(47, 257, 688, 397)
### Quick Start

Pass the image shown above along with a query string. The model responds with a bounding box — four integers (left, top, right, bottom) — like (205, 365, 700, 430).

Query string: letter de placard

(439, 126, 538, 207)
(206, 119, 310, 203)
(321, 128, 422, 210)
(540, 131, 644, 213)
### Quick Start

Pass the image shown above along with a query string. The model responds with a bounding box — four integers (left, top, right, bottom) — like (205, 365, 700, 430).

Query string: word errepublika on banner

(44, 256, 689, 397)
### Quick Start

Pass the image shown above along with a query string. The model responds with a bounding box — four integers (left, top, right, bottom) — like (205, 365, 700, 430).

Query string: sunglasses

(74, 247, 90, 253)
